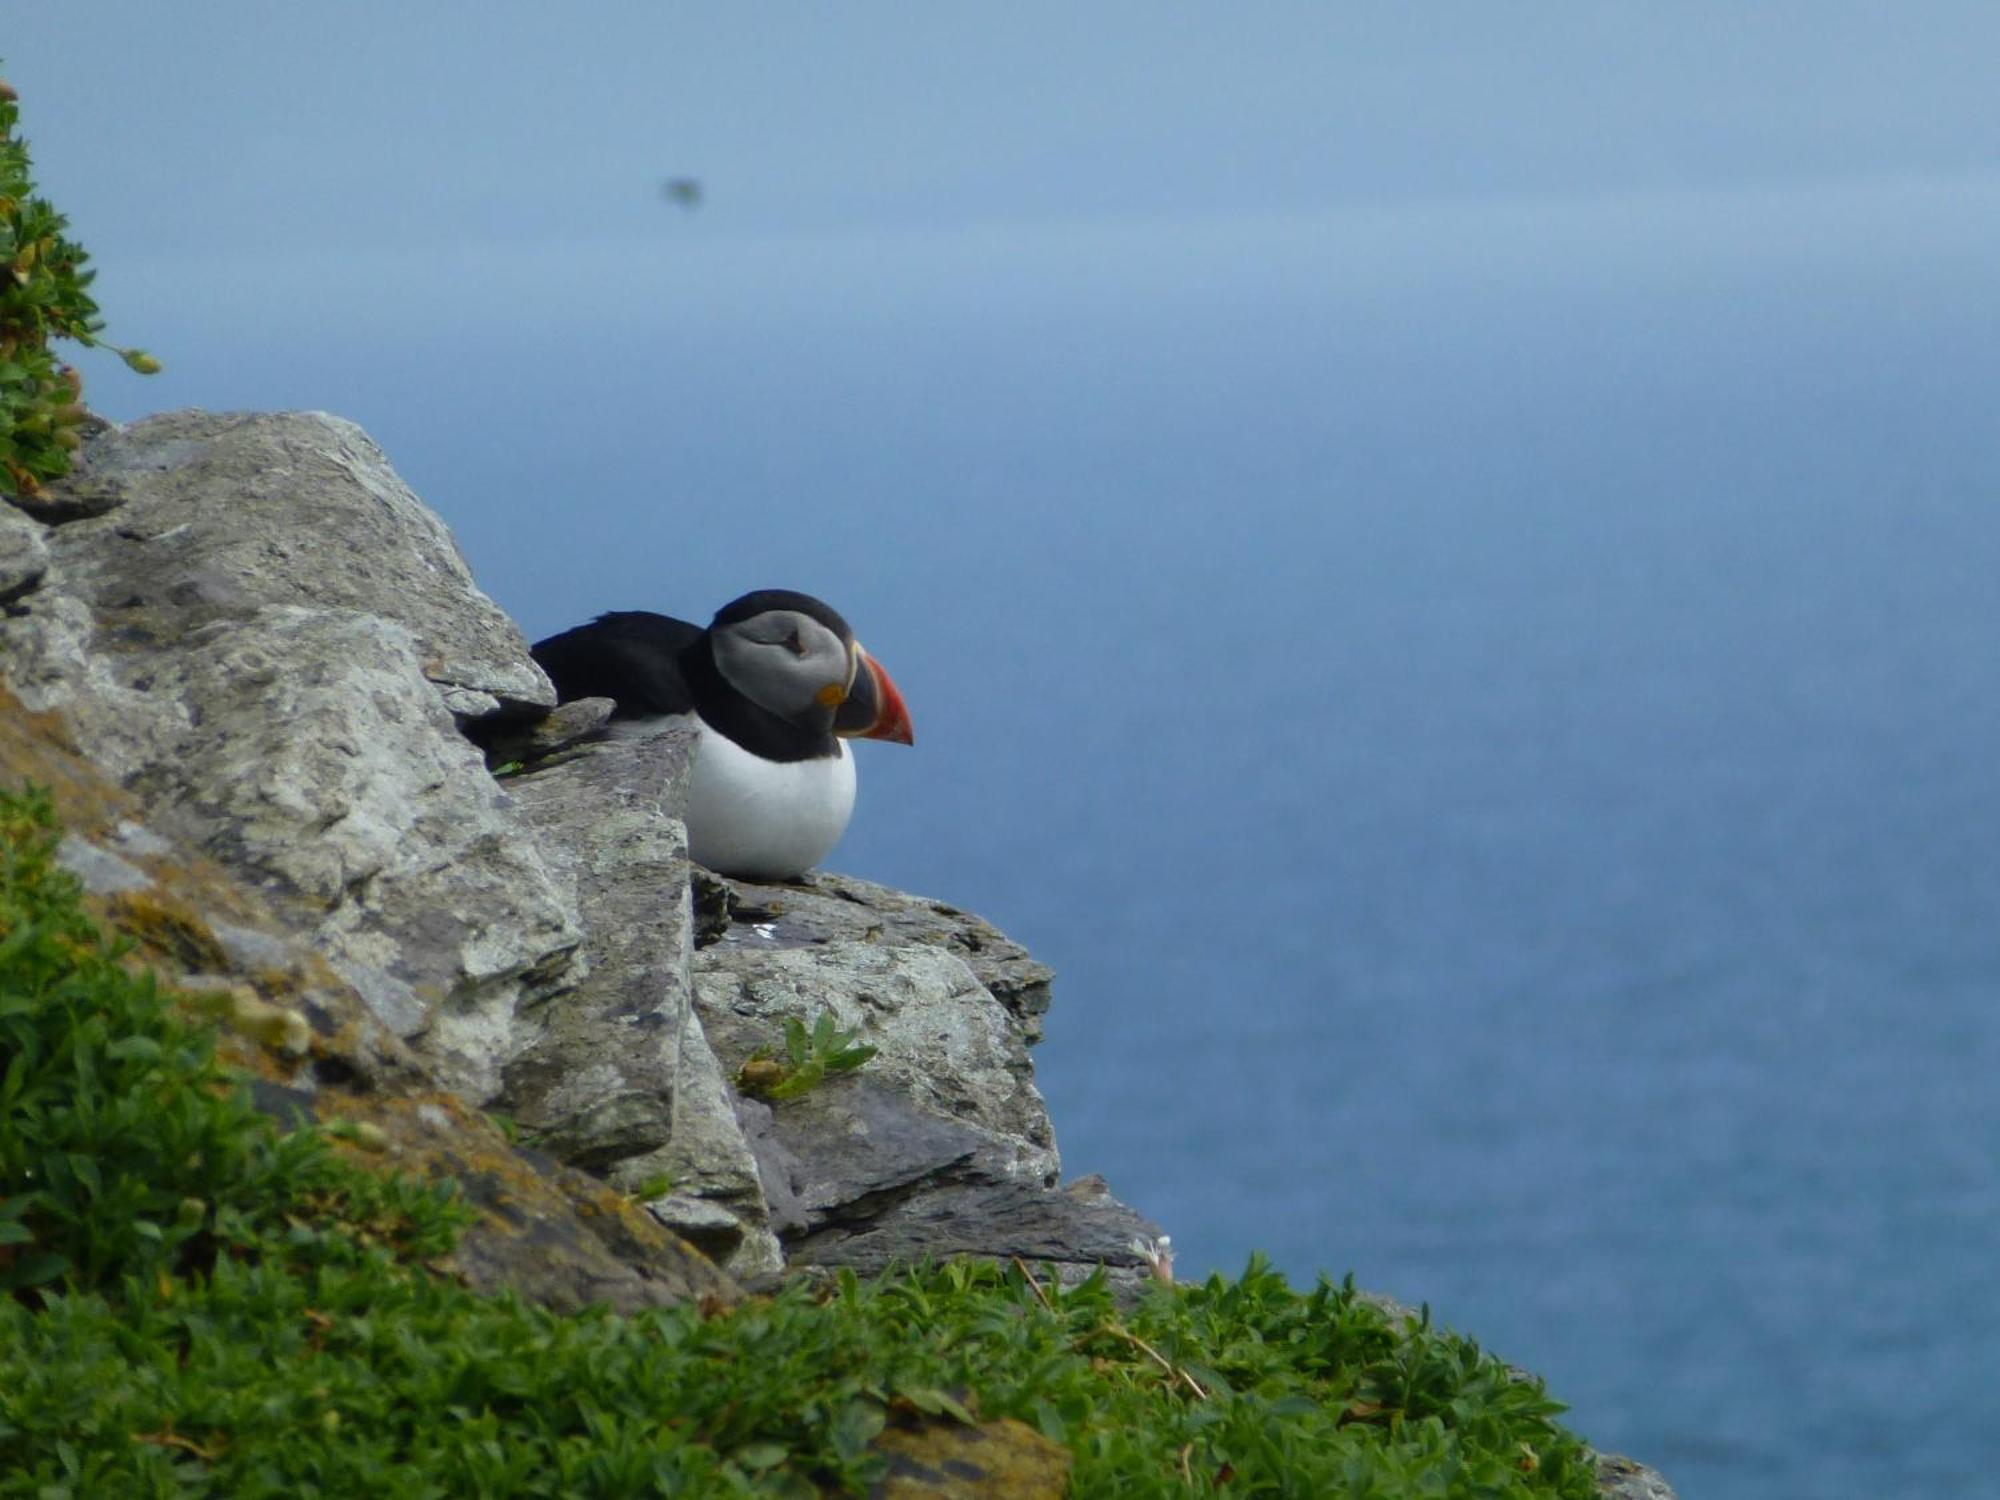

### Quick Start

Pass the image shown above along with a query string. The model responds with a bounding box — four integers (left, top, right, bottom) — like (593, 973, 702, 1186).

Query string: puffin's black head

(706, 590, 913, 745)
(711, 589, 853, 641)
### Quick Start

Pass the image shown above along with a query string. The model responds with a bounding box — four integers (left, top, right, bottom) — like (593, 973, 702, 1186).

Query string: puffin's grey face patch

(712, 609, 851, 722)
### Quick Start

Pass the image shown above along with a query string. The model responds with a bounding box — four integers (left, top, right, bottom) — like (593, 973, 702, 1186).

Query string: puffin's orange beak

(834, 647, 914, 745)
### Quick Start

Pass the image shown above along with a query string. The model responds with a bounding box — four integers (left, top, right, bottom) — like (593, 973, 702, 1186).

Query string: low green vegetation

(0, 785, 1600, 1496)
(0, 68, 157, 499)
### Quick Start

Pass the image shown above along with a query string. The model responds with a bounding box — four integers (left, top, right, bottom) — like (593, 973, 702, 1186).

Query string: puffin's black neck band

(679, 637, 840, 763)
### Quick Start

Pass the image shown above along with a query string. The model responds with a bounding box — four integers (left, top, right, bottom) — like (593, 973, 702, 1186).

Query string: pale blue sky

(15, 4, 2000, 261)
(15, 4, 2000, 558)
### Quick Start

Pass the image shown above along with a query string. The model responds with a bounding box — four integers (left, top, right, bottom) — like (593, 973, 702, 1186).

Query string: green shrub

(0, 69, 156, 500)
(0, 787, 463, 1302)
(0, 784, 1599, 1495)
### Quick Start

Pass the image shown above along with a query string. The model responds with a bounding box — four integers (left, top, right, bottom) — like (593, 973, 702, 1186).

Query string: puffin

(531, 590, 913, 880)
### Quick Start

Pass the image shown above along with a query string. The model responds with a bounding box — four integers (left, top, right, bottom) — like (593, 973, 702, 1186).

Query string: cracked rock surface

(0, 504, 50, 606)
(689, 871, 1161, 1291)
(4, 411, 578, 1103)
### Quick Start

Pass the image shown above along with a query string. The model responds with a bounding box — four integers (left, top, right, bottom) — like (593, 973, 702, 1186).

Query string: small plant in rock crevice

(735, 1010, 879, 1101)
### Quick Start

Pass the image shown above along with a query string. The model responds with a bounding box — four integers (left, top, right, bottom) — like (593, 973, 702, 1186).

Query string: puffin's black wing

(531, 610, 704, 718)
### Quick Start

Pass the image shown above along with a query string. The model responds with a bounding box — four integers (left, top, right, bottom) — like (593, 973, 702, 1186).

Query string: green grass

(0, 785, 1600, 1497)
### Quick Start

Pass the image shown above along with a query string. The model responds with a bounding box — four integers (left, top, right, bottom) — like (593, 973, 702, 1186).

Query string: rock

(358, 1090, 734, 1316)
(0, 503, 50, 607)
(496, 724, 785, 1278)
(717, 870, 1054, 1040)
(869, 1417, 1072, 1499)
(592, 856, 1096, 1280)
(639, 998, 784, 1276)
(130, 606, 576, 1098)
(789, 1179, 1162, 1286)
(477, 695, 617, 768)
(690, 867, 736, 945)
(500, 729, 694, 1165)
(695, 939, 1057, 1184)
(55, 832, 153, 894)
(694, 872, 1156, 1282)
(736, 1075, 990, 1236)
(1595, 1453, 1680, 1500)
(39, 409, 553, 713)
(3, 466, 125, 525)
(643, 1193, 750, 1260)
(2, 414, 582, 1103)
(0, 576, 118, 720)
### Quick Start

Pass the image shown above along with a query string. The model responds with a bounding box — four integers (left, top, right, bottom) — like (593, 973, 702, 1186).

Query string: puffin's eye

(782, 628, 807, 656)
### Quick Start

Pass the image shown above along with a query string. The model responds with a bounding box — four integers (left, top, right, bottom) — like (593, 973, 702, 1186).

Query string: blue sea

(100, 175, 2000, 1497)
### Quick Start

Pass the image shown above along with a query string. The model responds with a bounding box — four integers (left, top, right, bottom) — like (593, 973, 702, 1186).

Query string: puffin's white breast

(684, 717, 857, 880)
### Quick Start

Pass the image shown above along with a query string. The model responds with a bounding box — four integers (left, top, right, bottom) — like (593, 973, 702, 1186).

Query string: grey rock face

(734, 1077, 991, 1238)
(0, 504, 50, 606)
(1, 413, 580, 1103)
(786, 1178, 1162, 1281)
(54, 833, 154, 895)
(493, 725, 785, 1279)
(479, 696, 616, 768)
(1, 692, 726, 1315)
(641, 995, 783, 1276)
(696, 939, 1057, 1184)
(146, 607, 576, 1088)
(1594, 1454, 1681, 1500)
(711, 870, 1055, 1041)
(692, 871, 1159, 1283)
(42, 409, 553, 712)
(500, 729, 694, 1165)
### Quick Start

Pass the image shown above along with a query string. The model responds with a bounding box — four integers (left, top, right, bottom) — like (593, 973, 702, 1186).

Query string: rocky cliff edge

(0, 410, 1672, 1498)
(0, 408, 1158, 1295)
